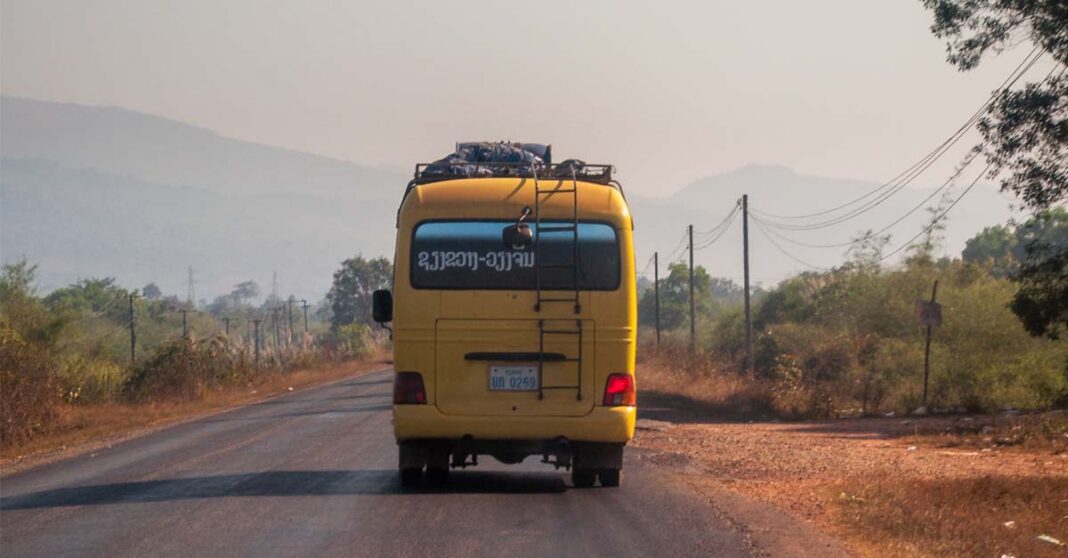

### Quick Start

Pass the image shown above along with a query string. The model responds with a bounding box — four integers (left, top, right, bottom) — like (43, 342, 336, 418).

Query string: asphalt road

(1, 369, 752, 557)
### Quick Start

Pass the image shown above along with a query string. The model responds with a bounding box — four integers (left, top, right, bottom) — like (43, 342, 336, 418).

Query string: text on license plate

(489, 365, 539, 391)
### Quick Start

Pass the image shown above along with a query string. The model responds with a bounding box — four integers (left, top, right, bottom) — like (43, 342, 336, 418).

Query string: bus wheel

(572, 469, 596, 488)
(599, 469, 621, 488)
(399, 468, 422, 488)
(425, 467, 449, 487)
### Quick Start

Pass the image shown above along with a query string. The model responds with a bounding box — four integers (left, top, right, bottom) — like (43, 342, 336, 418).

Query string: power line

(751, 47, 1043, 229)
(664, 229, 689, 263)
(693, 199, 741, 237)
(752, 147, 984, 248)
(750, 218, 833, 271)
(694, 205, 741, 250)
(875, 161, 994, 263)
(637, 253, 655, 277)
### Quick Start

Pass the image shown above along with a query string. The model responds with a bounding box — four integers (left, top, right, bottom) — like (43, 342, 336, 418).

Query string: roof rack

(411, 161, 615, 186)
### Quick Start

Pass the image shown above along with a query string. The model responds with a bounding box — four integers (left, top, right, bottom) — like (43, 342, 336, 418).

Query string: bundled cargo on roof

(422, 141, 553, 179)
(409, 141, 617, 193)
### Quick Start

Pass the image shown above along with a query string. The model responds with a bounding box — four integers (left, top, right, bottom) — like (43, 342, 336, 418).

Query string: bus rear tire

(599, 469, 621, 487)
(572, 469, 596, 488)
(400, 468, 422, 488)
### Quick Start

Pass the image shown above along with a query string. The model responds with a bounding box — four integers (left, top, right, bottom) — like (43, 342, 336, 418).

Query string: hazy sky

(0, 0, 1052, 196)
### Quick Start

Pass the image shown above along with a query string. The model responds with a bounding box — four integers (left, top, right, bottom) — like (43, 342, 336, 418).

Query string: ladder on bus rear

(532, 164, 583, 401)
(537, 319, 583, 401)
(532, 165, 580, 314)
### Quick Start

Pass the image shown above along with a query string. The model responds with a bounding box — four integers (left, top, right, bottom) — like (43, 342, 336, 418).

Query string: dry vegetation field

(1, 356, 389, 471)
(635, 351, 1068, 558)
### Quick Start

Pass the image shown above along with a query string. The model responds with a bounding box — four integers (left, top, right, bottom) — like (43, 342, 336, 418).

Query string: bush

(0, 322, 60, 445)
(58, 355, 126, 404)
(123, 336, 253, 402)
(335, 323, 376, 359)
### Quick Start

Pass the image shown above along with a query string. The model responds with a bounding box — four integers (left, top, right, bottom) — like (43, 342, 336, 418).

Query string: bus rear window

(410, 221, 620, 290)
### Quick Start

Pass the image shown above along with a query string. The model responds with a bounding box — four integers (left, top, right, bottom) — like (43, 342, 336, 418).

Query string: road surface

(1, 369, 753, 557)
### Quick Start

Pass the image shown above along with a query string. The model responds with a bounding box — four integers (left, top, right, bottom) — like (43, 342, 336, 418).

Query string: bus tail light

(394, 372, 427, 405)
(603, 374, 635, 406)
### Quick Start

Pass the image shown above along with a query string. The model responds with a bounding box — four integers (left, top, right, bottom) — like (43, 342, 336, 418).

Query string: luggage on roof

(409, 141, 617, 191)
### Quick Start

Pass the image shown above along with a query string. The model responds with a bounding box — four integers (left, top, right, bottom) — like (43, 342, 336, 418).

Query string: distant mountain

(1, 96, 407, 299)
(1, 96, 406, 201)
(0, 97, 1021, 299)
(1, 158, 398, 299)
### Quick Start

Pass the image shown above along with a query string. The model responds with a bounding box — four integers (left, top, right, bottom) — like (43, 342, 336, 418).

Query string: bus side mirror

(372, 290, 393, 323)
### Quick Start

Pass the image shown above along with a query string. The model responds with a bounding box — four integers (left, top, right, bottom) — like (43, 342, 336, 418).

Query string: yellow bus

(373, 147, 636, 488)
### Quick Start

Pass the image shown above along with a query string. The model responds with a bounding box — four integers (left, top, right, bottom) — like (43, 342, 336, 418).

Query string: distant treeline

(639, 209, 1068, 417)
(0, 255, 392, 446)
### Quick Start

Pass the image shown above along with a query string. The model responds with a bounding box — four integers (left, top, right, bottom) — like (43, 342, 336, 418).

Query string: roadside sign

(915, 300, 942, 327)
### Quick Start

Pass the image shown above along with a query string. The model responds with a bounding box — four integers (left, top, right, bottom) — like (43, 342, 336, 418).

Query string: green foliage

(961, 225, 1017, 275)
(922, 0, 1067, 210)
(1009, 208, 1068, 338)
(0, 259, 63, 346)
(334, 323, 375, 359)
(692, 258, 1068, 415)
(638, 263, 711, 330)
(0, 259, 381, 446)
(326, 255, 392, 329)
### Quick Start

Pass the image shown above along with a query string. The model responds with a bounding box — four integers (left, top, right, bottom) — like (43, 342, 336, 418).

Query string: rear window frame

(407, 218, 622, 291)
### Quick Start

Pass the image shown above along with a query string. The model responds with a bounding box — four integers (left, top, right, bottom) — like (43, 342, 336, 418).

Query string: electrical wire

(637, 253, 655, 277)
(750, 148, 984, 248)
(694, 206, 741, 250)
(664, 229, 689, 263)
(875, 161, 994, 263)
(750, 218, 832, 271)
(751, 47, 1043, 229)
(693, 199, 741, 238)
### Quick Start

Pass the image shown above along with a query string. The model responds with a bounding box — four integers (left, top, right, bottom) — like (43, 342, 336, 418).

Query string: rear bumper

(393, 405, 636, 443)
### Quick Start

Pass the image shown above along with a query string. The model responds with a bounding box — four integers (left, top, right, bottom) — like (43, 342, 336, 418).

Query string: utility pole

(922, 280, 940, 407)
(181, 308, 189, 339)
(742, 195, 753, 374)
(272, 307, 280, 348)
(653, 251, 661, 345)
(186, 266, 196, 306)
(253, 319, 261, 369)
(688, 224, 695, 354)
(301, 299, 309, 332)
(224, 317, 231, 336)
(128, 293, 137, 363)
(286, 296, 296, 344)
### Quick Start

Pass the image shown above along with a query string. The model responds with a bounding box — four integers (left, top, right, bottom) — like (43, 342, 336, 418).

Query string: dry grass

(906, 410, 1068, 454)
(638, 344, 838, 420)
(634, 343, 1068, 558)
(833, 476, 1068, 558)
(1, 354, 390, 467)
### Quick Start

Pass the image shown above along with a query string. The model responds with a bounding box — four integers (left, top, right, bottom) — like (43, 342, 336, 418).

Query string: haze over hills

(1, 96, 1019, 299)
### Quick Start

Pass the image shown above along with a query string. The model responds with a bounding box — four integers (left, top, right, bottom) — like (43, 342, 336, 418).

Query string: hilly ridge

(1, 96, 1018, 299)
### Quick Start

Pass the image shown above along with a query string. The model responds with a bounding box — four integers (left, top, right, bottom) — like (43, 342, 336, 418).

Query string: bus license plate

(489, 365, 539, 391)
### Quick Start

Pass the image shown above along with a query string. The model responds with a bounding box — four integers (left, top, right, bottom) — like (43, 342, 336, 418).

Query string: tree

(637, 262, 711, 330)
(142, 283, 162, 300)
(923, 0, 1067, 210)
(44, 277, 128, 322)
(1009, 208, 1068, 338)
(326, 255, 392, 329)
(231, 281, 260, 305)
(962, 225, 1018, 275)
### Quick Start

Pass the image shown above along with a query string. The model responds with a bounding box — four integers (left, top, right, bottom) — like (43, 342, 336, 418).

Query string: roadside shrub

(123, 336, 253, 402)
(335, 323, 376, 359)
(0, 322, 60, 445)
(58, 355, 126, 404)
